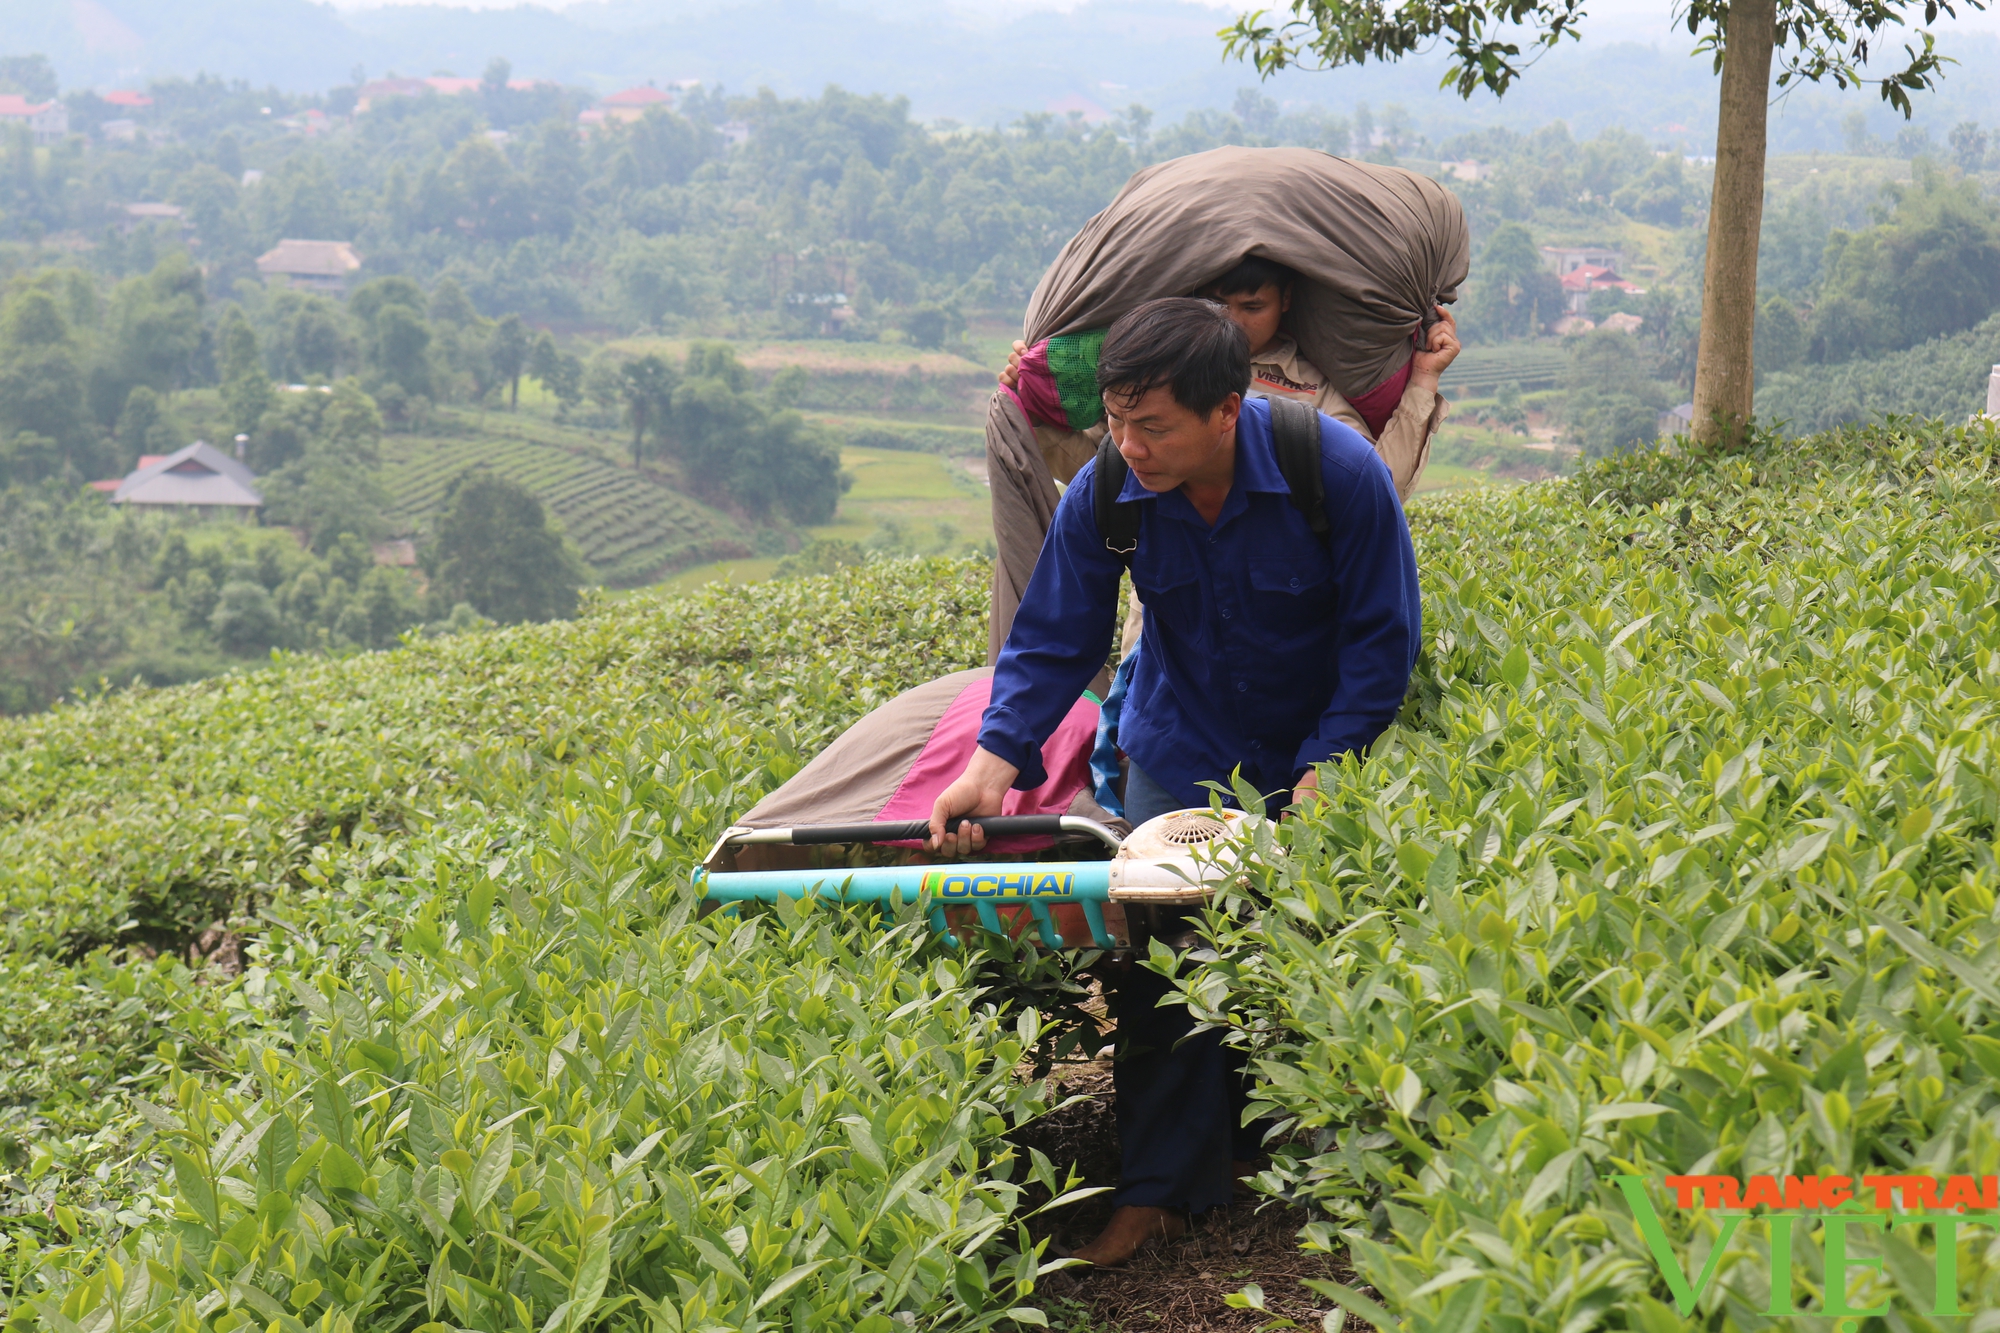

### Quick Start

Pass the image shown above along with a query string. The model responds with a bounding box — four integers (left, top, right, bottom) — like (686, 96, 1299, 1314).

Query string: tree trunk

(1692, 0, 1777, 448)
(631, 405, 647, 467)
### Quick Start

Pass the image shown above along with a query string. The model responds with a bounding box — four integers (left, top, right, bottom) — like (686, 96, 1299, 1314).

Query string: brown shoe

(1068, 1206, 1189, 1267)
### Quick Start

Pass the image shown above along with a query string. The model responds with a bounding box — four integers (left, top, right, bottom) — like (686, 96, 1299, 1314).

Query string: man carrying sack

(985, 145, 1468, 661)
(931, 298, 1420, 1265)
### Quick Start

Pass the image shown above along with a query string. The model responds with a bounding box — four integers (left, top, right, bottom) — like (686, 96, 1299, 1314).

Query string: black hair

(1206, 255, 1300, 298)
(1096, 297, 1250, 417)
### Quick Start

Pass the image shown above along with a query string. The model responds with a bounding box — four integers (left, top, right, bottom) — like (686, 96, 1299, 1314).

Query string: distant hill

(1757, 312, 2000, 435)
(6, 0, 1998, 147)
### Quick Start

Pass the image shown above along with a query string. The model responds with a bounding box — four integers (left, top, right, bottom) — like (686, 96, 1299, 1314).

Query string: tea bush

(0, 557, 1090, 1332)
(1191, 419, 2000, 1328)
(10, 420, 2000, 1332)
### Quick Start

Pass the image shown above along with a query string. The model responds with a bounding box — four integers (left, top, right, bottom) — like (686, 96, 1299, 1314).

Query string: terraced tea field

(1437, 343, 1569, 396)
(380, 429, 743, 586)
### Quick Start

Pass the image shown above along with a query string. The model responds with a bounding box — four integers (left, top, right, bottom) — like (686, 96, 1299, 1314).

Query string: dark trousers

(1108, 765, 1268, 1213)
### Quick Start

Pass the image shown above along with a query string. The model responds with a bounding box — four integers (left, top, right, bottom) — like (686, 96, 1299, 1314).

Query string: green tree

(0, 288, 99, 482)
(902, 302, 960, 349)
(366, 304, 435, 399)
(327, 531, 374, 587)
(209, 580, 287, 655)
(217, 305, 276, 441)
(0, 55, 58, 100)
(171, 165, 252, 271)
(1560, 331, 1673, 458)
(429, 277, 480, 328)
(250, 393, 322, 473)
(272, 293, 351, 382)
(425, 278, 490, 403)
(1950, 122, 1988, 173)
(1754, 294, 1805, 378)
(255, 380, 389, 551)
(422, 472, 589, 624)
(618, 354, 678, 466)
(1481, 380, 1530, 434)
(528, 331, 584, 418)
(348, 277, 429, 331)
(261, 153, 348, 243)
(1608, 154, 1704, 227)
(95, 254, 206, 426)
(1222, 0, 1984, 448)
(1463, 223, 1561, 343)
(113, 385, 183, 466)
(319, 379, 384, 463)
(668, 344, 849, 524)
(1808, 165, 2000, 362)
(490, 314, 529, 409)
(606, 233, 711, 329)
(357, 565, 422, 648)
(526, 121, 586, 239)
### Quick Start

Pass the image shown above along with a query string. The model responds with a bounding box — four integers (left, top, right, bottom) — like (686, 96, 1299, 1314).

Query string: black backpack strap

(1092, 434, 1140, 565)
(1266, 395, 1329, 541)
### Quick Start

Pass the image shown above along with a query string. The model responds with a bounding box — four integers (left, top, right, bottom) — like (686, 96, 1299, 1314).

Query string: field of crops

(379, 428, 743, 586)
(610, 337, 995, 420)
(1205, 419, 2000, 1328)
(5, 419, 2000, 1331)
(1438, 343, 1570, 396)
(1757, 310, 2000, 434)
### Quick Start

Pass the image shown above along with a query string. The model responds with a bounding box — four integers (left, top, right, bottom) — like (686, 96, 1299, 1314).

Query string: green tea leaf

(469, 1126, 513, 1212)
(317, 1143, 367, 1193)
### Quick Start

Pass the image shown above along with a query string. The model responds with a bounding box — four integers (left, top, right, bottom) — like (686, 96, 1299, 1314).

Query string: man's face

(1206, 283, 1289, 356)
(1103, 384, 1241, 493)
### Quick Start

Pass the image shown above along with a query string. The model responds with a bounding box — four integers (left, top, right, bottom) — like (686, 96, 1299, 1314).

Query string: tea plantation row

(1204, 419, 2000, 1329)
(377, 433, 742, 586)
(1436, 345, 1570, 397)
(4, 419, 1998, 1331)
(0, 560, 1064, 1333)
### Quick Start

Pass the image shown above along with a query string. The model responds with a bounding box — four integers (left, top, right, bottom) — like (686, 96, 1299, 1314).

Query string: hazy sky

(320, 0, 2000, 37)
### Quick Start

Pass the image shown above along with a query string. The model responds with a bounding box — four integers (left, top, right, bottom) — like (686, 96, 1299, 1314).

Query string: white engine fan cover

(1108, 807, 1263, 900)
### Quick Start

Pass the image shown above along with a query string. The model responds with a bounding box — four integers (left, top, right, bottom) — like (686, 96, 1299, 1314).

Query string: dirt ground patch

(1013, 1058, 1376, 1332)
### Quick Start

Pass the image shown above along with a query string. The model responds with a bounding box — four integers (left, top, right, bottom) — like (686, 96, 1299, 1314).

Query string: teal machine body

(699, 815, 1125, 949)
(702, 859, 1118, 949)
(699, 810, 1248, 952)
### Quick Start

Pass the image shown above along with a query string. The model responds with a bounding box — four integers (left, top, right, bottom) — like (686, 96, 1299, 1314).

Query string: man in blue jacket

(929, 296, 1421, 1266)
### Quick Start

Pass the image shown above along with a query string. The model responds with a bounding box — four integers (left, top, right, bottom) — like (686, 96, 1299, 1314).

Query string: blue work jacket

(979, 396, 1422, 807)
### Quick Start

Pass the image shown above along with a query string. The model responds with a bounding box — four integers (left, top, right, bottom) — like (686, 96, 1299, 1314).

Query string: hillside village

(2, 44, 1996, 711)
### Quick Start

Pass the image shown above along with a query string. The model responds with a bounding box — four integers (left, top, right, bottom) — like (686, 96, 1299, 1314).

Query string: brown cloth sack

(985, 146, 1469, 661)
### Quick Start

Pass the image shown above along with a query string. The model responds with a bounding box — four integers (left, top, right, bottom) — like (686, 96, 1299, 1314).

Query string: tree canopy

(422, 471, 589, 624)
(1219, 0, 1989, 445)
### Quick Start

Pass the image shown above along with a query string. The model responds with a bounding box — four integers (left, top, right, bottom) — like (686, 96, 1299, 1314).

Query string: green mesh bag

(1046, 329, 1107, 432)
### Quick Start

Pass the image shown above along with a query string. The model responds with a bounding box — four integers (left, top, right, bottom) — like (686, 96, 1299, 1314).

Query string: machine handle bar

(720, 815, 1122, 851)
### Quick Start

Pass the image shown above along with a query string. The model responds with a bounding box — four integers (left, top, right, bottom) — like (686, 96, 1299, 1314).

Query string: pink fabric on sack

(1346, 355, 1411, 440)
(876, 673, 1098, 850)
(1001, 339, 1068, 431)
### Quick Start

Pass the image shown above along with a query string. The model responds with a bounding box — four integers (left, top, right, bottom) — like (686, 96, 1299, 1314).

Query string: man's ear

(1213, 392, 1242, 434)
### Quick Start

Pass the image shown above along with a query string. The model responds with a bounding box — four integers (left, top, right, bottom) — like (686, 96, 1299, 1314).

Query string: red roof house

(0, 95, 68, 145)
(1559, 264, 1644, 315)
(600, 86, 674, 122)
